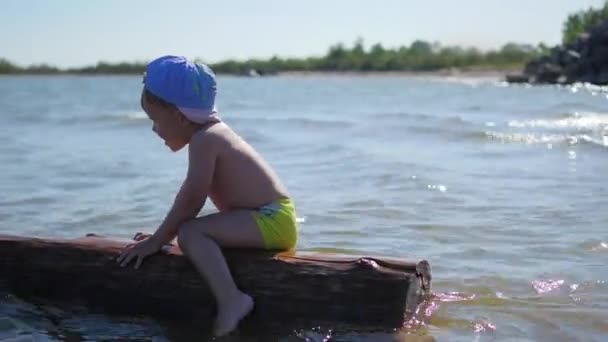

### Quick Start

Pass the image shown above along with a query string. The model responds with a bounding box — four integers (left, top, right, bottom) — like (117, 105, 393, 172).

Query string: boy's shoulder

(189, 122, 233, 154)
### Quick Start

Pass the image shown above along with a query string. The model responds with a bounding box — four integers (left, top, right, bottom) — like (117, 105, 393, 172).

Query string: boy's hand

(116, 236, 163, 269)
(133, 232, 152, 241)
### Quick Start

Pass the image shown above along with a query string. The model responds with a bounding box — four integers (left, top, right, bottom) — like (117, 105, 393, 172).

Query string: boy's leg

(176, 209, 265, 337)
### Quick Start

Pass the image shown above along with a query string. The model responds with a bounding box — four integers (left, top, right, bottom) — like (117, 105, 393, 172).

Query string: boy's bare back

(192, 121, 289, 212)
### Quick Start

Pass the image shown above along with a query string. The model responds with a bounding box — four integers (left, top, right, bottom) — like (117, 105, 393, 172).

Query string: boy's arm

(150, 132, 218, 244)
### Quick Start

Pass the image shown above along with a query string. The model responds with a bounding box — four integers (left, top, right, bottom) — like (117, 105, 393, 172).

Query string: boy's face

(140, 91, 189, 152)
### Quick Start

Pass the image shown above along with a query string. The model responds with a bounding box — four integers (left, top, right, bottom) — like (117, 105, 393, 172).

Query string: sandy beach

(274, 67, 518, 82)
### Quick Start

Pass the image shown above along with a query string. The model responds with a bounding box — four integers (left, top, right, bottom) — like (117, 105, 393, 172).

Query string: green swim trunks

(252, 197, 298, 250)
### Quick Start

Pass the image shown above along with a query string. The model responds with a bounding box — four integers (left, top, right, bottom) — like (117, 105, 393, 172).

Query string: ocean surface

(0, 74, 607, 341)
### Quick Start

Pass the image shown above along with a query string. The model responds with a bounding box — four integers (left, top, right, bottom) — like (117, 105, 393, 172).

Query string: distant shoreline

(275, 68, 514, 80)
(0, 67, 515, 81)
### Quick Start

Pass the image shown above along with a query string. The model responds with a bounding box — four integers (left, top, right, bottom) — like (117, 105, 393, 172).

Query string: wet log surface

(0, 234, 431, 333)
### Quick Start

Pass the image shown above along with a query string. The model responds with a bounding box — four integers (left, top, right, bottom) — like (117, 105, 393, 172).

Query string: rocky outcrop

(507, 20, 608, 85)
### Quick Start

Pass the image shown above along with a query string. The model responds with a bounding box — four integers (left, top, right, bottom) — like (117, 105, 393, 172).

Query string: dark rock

(577, 59, 595, 76)
(595, 31, 608, 44)
(591, 45, 608, 63)
(578, 32, 592, 41)
(564, 50, 581, 64)
(578, 72, 597, 84)
(508, 19, 608, 85)
(597, 70, 608, 85)
(524, 60, 540, 75)
(577, 32, 592, 49)
(505, 73, 530, 83)
(533, 63, 562, 84)
(590, 20, 608, 38)
(549, 47, 563, 65)
(564, 62, 583, 81)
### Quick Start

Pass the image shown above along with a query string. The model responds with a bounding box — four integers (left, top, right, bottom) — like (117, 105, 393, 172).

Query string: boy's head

(141, 55, 219, 151)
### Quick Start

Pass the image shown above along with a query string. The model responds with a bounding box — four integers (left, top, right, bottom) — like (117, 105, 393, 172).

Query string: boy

(116, 55, 298, 337)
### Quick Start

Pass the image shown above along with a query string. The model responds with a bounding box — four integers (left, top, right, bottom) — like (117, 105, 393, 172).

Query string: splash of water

(472, 320, 497, 333)
(293, 327, 333, 342)
(402, 292, 478, 331)
(508, 112, 608, 131)
(531, 279, 565, 294)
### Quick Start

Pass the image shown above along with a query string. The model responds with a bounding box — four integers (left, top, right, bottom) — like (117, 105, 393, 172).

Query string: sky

(1, 0, 605, 68)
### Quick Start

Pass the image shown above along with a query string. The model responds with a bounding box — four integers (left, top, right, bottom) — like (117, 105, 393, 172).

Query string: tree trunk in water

(0, 234, 431, 334)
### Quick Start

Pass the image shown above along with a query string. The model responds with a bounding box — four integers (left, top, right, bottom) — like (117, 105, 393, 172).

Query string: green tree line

(0, 59, 147, 75)
(4, 0, 606, 76)
(0, 40, 542, 75)
(562, 0, 608, 44)
(210, 40, 545, 75)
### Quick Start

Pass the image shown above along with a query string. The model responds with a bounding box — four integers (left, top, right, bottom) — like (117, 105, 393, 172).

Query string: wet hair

(142, 88, 177, 111)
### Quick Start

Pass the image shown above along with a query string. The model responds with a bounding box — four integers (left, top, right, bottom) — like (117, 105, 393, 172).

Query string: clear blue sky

(1, 0, 604, 68)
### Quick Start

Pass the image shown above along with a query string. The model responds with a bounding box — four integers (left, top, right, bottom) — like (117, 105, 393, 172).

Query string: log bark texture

(0, 234, 431, 333)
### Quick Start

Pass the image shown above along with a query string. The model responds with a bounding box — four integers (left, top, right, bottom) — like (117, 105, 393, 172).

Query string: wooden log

(0, 234, 431, 333)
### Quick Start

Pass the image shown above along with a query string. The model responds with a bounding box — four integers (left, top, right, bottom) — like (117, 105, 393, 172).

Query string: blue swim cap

(143, 55, 218, 123)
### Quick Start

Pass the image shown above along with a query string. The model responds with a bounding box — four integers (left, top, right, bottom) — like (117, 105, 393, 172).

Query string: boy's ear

(172, 108, 190, 125)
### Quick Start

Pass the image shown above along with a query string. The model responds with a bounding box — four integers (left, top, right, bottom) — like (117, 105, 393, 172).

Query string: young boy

(116, 55, 298, 337)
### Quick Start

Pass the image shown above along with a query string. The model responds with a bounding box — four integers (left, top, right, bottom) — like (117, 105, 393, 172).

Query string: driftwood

(0, 234, 431, 333)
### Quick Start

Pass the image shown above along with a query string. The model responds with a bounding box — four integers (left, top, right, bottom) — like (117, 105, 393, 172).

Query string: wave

(482, 131, 608, 147)
(369, 111, 477, 139)
(372, 111, 468, 124)
(122, 111, 148, 121)
(85, 111, 149, 125)
(366, 110, 608, 150)
(229, 116, 354, 129)
(63, 111, 356, 130)
(67, 111, 354, 131)
(6, 110, 150, 127)
(462, 111, 608, 148)
(568, 82, 608, 94)
(508, 112, 608, 132)
(498, 80, 608, 94)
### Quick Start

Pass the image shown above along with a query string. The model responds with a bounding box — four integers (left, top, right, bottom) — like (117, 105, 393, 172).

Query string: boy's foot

(213, 292, 254, 337)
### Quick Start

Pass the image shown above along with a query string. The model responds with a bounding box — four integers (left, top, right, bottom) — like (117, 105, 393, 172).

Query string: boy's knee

(176, 221, 198, 250)
(177, 218, 215, 249)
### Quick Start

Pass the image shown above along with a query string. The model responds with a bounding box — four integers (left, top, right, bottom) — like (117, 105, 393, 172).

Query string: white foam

(485, 131, 569, 144)
(485, 131, 608, 148)
(569, 82, 608, 94)
(427, 184, 447, 192)
(125, 111, 148, 120)
(508, 112, 608, 131)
